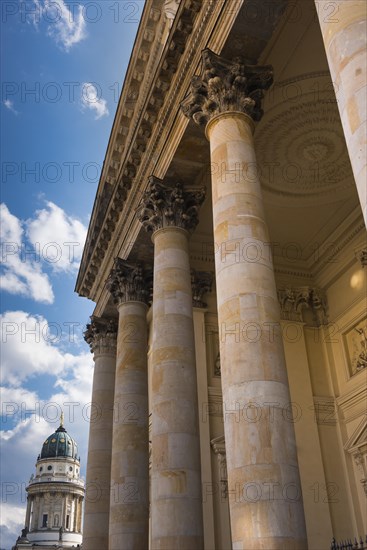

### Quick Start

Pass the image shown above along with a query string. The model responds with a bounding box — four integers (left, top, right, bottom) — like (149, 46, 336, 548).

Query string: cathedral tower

(13, 416, 85, 549)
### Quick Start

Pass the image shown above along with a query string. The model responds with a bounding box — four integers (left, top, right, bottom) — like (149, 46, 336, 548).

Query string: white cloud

(0, 503, 26, 548)
(39, 0, 87, 51)
(1, 310, 71, 386)
(0, 312, 93, 543)
(27, 201, 87, 273)
(3, 99, 19, 115)
(0, 311, 90, 387)
(0, 201, 87, 302)
(82, 82, 109, 119)
(0, 203, 54, 304)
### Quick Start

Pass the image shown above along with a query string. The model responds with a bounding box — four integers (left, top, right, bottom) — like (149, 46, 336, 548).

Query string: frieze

(77, 0, 216, 296)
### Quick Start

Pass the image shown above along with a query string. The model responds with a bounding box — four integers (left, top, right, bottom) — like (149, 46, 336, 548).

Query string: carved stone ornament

(164, 0, 180, 22)
(191, 269, 213, 307)
(181, 48, 273, 126)
(214, 352, 221, 377)
(106, 258, 152, 306)
(277, 287, 328, 326)
(211, 436, 228, 499)
(84, 316, 117, 356)
(137, 176, 205, 234)
(355, 247, 367, 268)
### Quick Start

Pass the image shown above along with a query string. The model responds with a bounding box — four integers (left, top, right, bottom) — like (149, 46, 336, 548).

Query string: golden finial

(60, 410, 64, 427)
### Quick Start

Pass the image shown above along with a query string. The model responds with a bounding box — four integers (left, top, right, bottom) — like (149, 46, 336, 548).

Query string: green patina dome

(40, 424, 78, 460)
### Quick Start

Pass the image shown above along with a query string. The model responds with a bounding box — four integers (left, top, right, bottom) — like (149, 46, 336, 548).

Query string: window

(47, 465, 52, 471)
(42, 514, 48, 528)
(66, 514, 70, 529)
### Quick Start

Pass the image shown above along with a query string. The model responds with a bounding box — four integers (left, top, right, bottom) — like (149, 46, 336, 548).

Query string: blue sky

(1, 1, 142, 547)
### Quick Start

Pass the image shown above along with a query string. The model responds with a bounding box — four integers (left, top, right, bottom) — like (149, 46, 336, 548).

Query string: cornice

(272, 209, 365, 288)
(336, 385, 367, 423)
(26, 482, 85, 496)
(76, 0, 205, 299)
(76, 0, 165, 296)
(307, 211, 365, 288)
(76, 0, 244, 304)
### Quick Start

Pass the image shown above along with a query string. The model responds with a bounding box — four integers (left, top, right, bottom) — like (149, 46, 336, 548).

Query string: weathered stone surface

(106, 262, 150, 550)
(140, 197, 204, 548)
(107, 258, 152, 305)
(83, 317, 117, 550)
(316, 1, 367, 224)
(202, 100, 307, 548)
(181, 48, 273, 125)
(137, 176, 205, 234)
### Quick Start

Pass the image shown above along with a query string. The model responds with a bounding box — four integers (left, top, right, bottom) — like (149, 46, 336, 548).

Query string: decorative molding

(83, 317, 117, 356)
(181, 48, 273, 125)
(256, 74, 354, 203)
(343, 317, 367, 378)
(191, 269, 213, 307)
(344, 417, 367, 497)
(164, 0, 180, 22)
(76, 0, 205, 297)
(336, 386, 367, 423)
(106, 258, 152, 306)
(277, 287, 328, 326)
(137, 176, 205, 234)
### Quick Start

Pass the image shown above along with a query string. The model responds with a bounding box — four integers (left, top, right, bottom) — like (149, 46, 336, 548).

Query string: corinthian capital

(181, 49, 273, 126)
(84, 317, 117, 356)
(106, 258, 152, 306)
(137, 176, 205, 234)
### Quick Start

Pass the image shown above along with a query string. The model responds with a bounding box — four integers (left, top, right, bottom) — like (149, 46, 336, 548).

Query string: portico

(76, 1, 366, 549)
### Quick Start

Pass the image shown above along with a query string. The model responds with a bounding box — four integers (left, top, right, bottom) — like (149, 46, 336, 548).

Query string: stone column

(138, 177, 205, 549)
(316, 1, 367, 224)
(32, 495, 40, 530)
(83, 317, 117, 550)
(77, 497, 83, 533)
(107, 259, 151, 550)
(182, 49, 307, 549)
(73, 496, 77, 532)
(25, 496, 32, 530)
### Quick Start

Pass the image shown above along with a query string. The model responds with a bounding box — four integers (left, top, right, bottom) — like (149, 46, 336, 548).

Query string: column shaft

(109, 301, 149, 550)
(25, 496, 32, 530)
(32, 495, 40, 530)
(83, 322, 117, 550)
(316, 0, 367, 224)
(207, 112, 307, 549)
(77, 498, 83, 532)
(151, 226, 203, 549)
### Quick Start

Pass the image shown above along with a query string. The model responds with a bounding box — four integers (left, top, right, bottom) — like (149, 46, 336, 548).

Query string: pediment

(344, 417, 367, 455)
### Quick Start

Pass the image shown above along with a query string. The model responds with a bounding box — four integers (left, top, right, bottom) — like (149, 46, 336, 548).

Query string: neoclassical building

(13, 418, 85, 549)
(76, 1, 366, 549)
